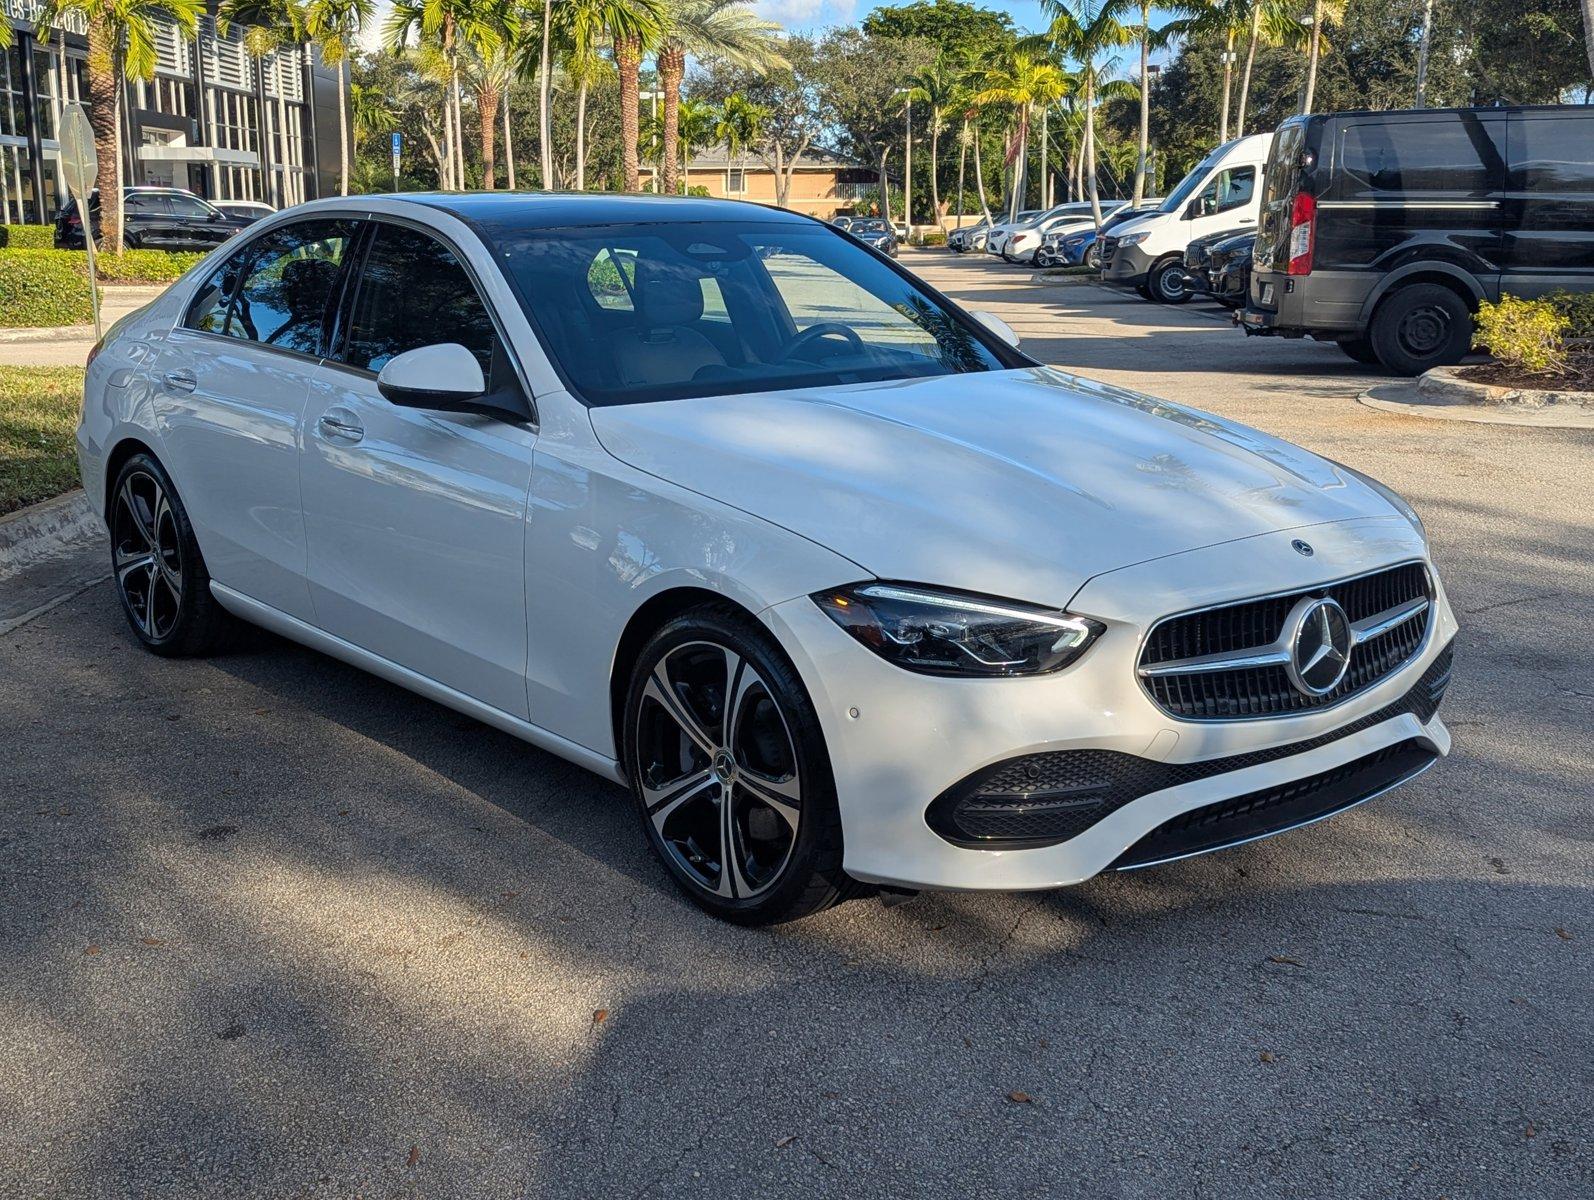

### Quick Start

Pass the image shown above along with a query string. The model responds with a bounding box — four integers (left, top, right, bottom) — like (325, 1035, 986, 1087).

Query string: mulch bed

(1459, 344, 1594, 391)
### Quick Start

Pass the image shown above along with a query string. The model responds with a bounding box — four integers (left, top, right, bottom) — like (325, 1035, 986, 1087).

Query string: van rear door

(1320, 111, 1505, 295)
(1501, 109, 1594, 299)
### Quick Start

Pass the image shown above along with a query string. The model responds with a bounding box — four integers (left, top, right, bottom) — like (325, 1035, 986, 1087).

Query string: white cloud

(752, 0, 857, 31)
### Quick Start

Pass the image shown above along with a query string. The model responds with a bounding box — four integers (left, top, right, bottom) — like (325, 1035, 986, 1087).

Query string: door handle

(1237, 217, 1256, 224)
(317, 408, 364, 443)
(163, 369, 197, 393)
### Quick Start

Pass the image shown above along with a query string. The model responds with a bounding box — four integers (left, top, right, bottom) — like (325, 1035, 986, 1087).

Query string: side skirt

(209, 582, 626, 786)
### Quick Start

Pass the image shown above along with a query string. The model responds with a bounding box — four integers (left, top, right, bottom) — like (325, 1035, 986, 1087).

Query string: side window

(587, 247, 638, 311)
(124, 194, 164, 216)
(1511, 114, 1594, 193)
(166, 194, 217, 219)
(184, 219, 357, 353)
(1196, 166, 1256, 215)
(340, 223, 497, 375)
(1340, 116, 1500, 193)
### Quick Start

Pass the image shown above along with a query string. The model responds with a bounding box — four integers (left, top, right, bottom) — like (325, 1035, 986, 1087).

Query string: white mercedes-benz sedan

(77, 194, 1457, 923)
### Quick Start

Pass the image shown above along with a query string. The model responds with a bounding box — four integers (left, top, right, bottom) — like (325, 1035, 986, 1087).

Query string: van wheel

(1147, 258, 1193, 304)
(1369, 284, 1473, 376)
(1336, 336, 1381, 365)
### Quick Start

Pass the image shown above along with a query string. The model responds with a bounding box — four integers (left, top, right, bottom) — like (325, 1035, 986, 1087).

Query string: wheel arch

(1358, 264, 1484, 330)
(102, 436, 162, 520)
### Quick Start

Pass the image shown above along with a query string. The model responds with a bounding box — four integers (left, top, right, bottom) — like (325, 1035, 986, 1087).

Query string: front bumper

(1102, 242, 1154, 287)
(762, 521, 1456, 891)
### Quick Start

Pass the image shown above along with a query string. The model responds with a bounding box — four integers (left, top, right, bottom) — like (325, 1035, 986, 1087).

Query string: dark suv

(1241, 105, 1594, 374)
(55, 187, 260, 252)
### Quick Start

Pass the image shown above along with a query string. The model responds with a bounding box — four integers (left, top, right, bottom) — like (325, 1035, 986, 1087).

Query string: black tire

(1085, 246, 1102, 269)
(1135, 283, 1154, 300)
(1147, 257, 1193, 304)
(108, 452, 235, 657)
(622, 604, 858, 925)
(1368, 283, 1473, 375)
(1336, 335, 1381, 365)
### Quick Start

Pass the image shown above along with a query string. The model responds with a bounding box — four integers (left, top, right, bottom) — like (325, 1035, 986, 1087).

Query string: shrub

(94, 249, 208, 283)
(0, 224, 55, 250)
(918, 229, 947, 247)
(1473, 294, 1568, 374)
(0, 250, 97, 327)
(1544, 288, 1594, 339)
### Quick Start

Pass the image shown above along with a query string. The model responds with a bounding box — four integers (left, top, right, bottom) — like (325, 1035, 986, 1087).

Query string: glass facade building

(1, 0, 346, 224)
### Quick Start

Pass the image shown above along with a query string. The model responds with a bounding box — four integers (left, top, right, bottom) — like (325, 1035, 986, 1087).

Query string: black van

(1240, 105, 1594, 374)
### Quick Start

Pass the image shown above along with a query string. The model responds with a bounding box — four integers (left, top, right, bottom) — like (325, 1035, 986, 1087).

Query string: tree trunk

(336, 61, 349, 195)
(1237, 4, 1261, 138)
(878, 147, 891, 224)
(479, 83, 499, 189)
(1302, 0, 1323, 115)
(616, 36, 642, 191)
(85, 17, 122, 252)
(440, 20, 456, 189)
(539, 0, 553, 188)
(1039, 106, 1048, 208)
(504, 88, 517, 188)
(928, 114, 940, 222)
(1220, 28, 1234, 142)
(1415, 0, 1437, 106)
(971, 119, 992, 223)
(955, 119, 966, 229)
(658, 44, 685, 194)
(1582, 0, 1594, 86)
(1133, 1, 1150, 205)
(1086, 76, 1102, 228)
(576, 83, 588, 190)
(452, 69, 467, 188)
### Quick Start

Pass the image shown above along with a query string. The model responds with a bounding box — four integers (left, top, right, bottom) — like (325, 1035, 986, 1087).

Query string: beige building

(645, 144, 879, 220)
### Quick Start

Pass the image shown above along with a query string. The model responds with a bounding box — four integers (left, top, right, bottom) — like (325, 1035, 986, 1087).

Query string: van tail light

(1286, 191, 1316, 276)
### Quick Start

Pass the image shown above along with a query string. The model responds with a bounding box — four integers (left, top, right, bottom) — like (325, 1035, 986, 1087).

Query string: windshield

(478, 219, 1010, 407)
(851, 220, 890, 233)
(1159, 145, 1230, 213)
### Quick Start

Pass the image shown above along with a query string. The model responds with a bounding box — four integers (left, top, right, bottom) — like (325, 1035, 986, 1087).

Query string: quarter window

(185, 219, 357, 355)
(1340, 116, 1501, 193)
(339, 224, 498, 375)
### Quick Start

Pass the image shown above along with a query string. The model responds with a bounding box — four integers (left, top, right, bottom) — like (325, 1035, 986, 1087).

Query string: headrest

(635, 260, 705, 327)
(280, 257, 337, 312)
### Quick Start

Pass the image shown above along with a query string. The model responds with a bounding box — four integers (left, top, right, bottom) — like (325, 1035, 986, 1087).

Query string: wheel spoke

(724, 655, 761, 746)
(716, 789, 753, 900)
(118, 479, 155, 550)
(738, 772, 801, 832)
(644, 769, 716, 835)
(114, 549, 155, 584)
(140, 561, 161, 635)
(643, 664, 717, 758)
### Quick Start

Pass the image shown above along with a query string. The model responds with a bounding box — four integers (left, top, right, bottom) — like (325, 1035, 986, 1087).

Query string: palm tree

(905, 58, 956, 223)
(1113, 0, 1171, 206)
(303, 0, 373, 196)
(1297, 0, 1344, 114)
(1234, 0, 1299, 136)
(713, 93, 766, 197)
(386, 0, 500, 189)
(654, 0, 784, 195)
(220, 0, 314, 205)
(557, 0, 615, 190)
(459, 3, 518, 188)
(970, 49, 1069, 221)
(676, 96, 716, 191)
(1165, 0, 1248, 142)
(41, 0, 201, 249)
(1030, 1, 1131, 226)
(601, 0, 667, 191)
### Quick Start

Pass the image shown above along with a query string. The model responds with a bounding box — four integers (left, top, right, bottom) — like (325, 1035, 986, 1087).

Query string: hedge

(94, 249, 208, 283)
(0, 251, 97, 327)
(0, 224, 54, 250)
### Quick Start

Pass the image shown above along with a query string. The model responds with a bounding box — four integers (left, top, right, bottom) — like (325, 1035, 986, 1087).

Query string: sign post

(58, 102, 101, 340)
(391, 131, 403, 192)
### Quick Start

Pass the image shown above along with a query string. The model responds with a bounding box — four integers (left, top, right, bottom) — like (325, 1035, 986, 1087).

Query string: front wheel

(622, 606, 857, 925)
(1147, 257, 1193, 304)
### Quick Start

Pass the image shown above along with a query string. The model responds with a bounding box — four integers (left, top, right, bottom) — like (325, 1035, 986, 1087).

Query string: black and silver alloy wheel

(108, 452, 233, 656)
(624, 607, 856, 924)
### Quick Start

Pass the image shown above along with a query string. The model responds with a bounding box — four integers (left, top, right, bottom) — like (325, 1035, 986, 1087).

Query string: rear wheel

(1147, 257, 1193, 304)
(1368, 283, 1473, 375)
(109, 452, 235, 656)
(623, 605, 857, 925)
(1336, 335, 1381, 364)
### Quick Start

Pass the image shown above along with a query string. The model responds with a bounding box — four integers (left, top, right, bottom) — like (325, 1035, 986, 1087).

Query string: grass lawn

(0, 365, 85, 515)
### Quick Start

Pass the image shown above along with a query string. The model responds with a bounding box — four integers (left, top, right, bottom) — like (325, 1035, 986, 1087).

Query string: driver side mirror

(377, 343, 486, 410)
(971, 310, 1020, 349)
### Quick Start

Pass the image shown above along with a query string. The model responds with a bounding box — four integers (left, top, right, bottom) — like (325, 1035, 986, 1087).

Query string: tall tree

(1165, 0, 1251, 140)
(1115, 0, 1171, 205)
(905, 57, 956, 220)
(386, 0, 498, 188)
(1032, 0, 1133, 225)
(970, 47, 1069, 220)
(304, 0, 373, 195)
(654, 0, 784, 195)
(603, 0, 667, 190)
(676, 96, 716, 189)
(41, 0, 203, 249)
(712, 92, 766, 193)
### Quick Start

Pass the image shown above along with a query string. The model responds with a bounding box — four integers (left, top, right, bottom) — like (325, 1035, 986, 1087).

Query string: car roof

(403, 191, 813, 229)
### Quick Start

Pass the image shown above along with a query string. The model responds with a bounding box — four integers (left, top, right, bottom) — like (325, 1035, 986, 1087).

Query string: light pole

(640, 88, 663, 192)
(893, 87, 912, 237)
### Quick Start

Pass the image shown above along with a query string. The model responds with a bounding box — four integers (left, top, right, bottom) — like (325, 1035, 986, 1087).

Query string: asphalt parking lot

(3, 251, 1591, 1199)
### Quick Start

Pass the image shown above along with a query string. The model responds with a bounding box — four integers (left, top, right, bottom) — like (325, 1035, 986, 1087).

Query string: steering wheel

(781, 322, 865, 362)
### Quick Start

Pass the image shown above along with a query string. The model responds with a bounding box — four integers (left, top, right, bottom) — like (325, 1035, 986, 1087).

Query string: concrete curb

(0, 488, 100, 574)
(1358, 382, 1594, 429)
(1028, 270, 1100, 286)
(1417, 364, 1594, 411)
(0, 285, 166, 344)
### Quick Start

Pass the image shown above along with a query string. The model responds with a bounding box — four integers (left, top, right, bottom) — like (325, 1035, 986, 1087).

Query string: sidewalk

(0, 285, 166, 366)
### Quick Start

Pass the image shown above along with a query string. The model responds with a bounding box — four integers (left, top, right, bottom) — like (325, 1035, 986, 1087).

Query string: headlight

(813, 583, 1105, 677)
(1116, 231, 1150, 248)
(1064, 235, 1087, 247)
(1332, 461, 1426, 538)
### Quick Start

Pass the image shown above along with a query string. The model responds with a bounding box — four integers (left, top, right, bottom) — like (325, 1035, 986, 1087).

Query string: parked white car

(1005, 201, 1132, 265)
(983, 209, 1044, 258)
(1102, 133, 1273, 302)
(78, 194, 1455, 923)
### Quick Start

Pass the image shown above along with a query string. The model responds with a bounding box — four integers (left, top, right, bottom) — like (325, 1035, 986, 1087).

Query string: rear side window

(185, 219, 358, 354)
(1511, 114, 1594, 193)
(1339, 116, 1501, 194)
(338, 223, 498, 375)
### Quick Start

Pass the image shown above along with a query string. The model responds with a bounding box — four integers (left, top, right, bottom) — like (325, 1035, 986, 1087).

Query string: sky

(752, 0, 1055, 37)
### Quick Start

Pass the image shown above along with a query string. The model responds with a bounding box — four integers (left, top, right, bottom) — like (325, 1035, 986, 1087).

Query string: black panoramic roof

(401, 191, 814, 229)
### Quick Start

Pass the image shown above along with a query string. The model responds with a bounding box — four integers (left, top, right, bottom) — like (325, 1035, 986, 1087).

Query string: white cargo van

(1100, 133, 1273, 302)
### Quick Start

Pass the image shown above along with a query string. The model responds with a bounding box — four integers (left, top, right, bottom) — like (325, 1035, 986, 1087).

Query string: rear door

(1501, 109, 1594, 298)
(155, 217, 360, 620)
(1322, 112, 1505, 292)
(123, 192, 174, 249)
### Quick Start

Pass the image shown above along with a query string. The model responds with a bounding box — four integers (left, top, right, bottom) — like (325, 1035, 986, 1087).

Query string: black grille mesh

(929, 642, 1453, 848)
(1140, 562, 1432, 720)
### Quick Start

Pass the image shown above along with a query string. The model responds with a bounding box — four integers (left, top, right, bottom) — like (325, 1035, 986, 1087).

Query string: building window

(726, 167, 745, 194)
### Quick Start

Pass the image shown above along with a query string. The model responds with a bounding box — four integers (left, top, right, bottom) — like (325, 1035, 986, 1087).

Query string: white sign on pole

(59, 102, 102, 340)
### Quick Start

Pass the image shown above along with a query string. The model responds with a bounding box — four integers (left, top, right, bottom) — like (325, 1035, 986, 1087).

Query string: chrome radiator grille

(1138, 561, 1433, 720)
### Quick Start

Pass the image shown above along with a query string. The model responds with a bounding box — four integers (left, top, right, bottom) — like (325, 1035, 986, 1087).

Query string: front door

(1184, 161, 1260, 240)
(299, 221, 537, 719)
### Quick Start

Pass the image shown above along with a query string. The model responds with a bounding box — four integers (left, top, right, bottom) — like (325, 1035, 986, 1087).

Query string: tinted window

(1511, 114, 1594, 193)
(341, 224, 497, 375)
(185, 219, 356, 353)
(166, 194, 217, 218)
(124, 193, 164, 215)
(1340, 116, 1500, 193)
(1194, 165, 1255, 215)
(477, 219, 1009, 406)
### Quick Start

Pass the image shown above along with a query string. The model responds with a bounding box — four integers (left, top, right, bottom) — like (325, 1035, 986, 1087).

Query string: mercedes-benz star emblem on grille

(1285, 597, 1353, 697)
(1291, 539, 1314, 557)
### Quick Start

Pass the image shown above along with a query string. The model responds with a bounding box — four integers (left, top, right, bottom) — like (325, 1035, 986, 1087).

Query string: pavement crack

(1463, 590, 1565, 616)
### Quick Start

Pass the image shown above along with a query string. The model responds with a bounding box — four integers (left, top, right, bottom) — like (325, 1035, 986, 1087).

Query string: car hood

(587, 367, 1401, 609)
